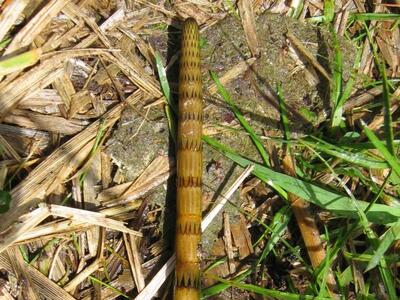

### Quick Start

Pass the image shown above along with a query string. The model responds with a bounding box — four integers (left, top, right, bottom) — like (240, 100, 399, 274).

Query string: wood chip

(231, 216, 253, 259)
(53, 65, 75, 114)
(223, 213, 236, 274)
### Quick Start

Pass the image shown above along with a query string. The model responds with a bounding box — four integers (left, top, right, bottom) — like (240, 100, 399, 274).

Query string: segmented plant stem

(174, 18, 203, 300)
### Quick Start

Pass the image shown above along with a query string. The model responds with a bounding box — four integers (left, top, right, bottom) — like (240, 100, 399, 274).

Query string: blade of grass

(155, 51, 177, 145)
(364, 127, 400, 180)
(0, 38, 11, 51)
(288, 0, 304, 19)
(343, 251, 399, 263)
(89, 275, 130, 299)
(0, 48, 42, 76)
(210, 70, 269, 166)
(350, 13, 400, 22)
(154, 52, 172, 106)
(240, 124, 397, 297)
(210, 72, 289, 198)
(282, 133, 396, 298)
(202, 269, 250, 298)
(313, 230, 335, 298)
(0, 190, 11, 213)
(204, 135, 400, 225)
(277, 84, 291, 142)
(365, 220, 400, 271)
(300, 136, 389, 169)
(256, 205, 292, 264)
(331, 46, 362, 129)
(337, 139, 400, 150)
(364, 23, 395, 155)
(330, 27, 343, 129)
(202, 206, 291, 298)
(205, 273, 331, 300)
(324, 0, 335, 24)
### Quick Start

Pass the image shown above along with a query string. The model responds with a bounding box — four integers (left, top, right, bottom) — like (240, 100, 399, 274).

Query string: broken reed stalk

(174, 18, 203, 300)
(282, 154, 338, 298)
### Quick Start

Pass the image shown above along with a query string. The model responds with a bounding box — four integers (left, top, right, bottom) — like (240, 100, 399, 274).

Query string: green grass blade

(288, 0, 304, 19)
(365, 220, 400, 271)
(330, 27, 343, 129)
(0, 38, 11, 51)
(364, 127, 400, 180)
(204, 135, 400, 224)
(155, 52, 172, 105)
(202, 269, 251, 298)
(364, 23, 395, 155)
(202, 206, 291, 298)
(379, 264, 397, 300)
(89, 275, 130, 299)
(155, 51, 177, 145)
(0, 48, 41, 76)
(331, 46, 362, 129)
(379, 59, 395, 155)
(350, 13, 400, 21)
(0, 190, 11, 213)
(207, 275, 331, 300)
(301, 136, 389, 169)
(257, 205, 292, 264)
(210, 71, 270, 166)
(337, 47, 362, 108)
(19, 245, 30, 262)
(324, 0, 335, 23)
(277, 84, 291, 142)
(337, 139, 400, 151)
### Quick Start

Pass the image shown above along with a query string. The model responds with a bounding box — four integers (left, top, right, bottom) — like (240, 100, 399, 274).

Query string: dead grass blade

(1, 90, 142, 231)
(18, 88, 63, 108)
(0, 252, 76, 300)
(0, 48, 118, 118)
(63, 258, 102, 293)
(6, 246, 38, 300)
(48, 205, 142, 236)
(0, 0, 29, 42)
(0, 124, 49, 156)
(4, 0, 71, 55)
(238, 0, 260, 57)
(15, 220, 95, 244)
(343, 86, 382, 111)
(0, 60, 63, 117)
(99, 155, 173, 206)
(4, 109, 87, 134)
(73, 8, 125, 49)
(0, 205, 50, 253)
(123, 233, 146, 292)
